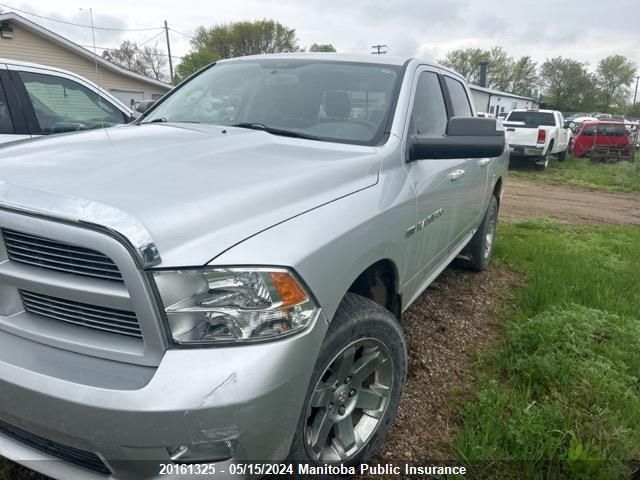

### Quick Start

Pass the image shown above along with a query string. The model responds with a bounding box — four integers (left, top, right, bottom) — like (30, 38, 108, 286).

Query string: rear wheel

(557, 146, 568, 161)
(459, 195, 498, 271)
(287, 293, 407, 466)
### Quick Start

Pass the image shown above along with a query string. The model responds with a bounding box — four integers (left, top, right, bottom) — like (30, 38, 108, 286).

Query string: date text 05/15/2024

(159, 463, 467, 477)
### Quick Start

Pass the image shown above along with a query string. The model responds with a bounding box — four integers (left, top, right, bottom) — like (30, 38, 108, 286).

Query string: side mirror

(135, 100, 156, 114)
(409, 117, 505, 161)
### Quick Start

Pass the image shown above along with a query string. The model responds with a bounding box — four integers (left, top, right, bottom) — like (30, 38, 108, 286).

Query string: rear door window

(18, 71, 126, 134)
(443, 76, 472, 117)
(0, 77, 14, 134)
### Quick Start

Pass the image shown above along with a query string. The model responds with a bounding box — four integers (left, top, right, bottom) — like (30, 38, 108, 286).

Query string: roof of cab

(216, 52, 442, 68)
(215, 53, 469, 82)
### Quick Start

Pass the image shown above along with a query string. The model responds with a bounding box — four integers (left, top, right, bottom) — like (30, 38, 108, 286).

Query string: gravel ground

(372, 264, 523, 467)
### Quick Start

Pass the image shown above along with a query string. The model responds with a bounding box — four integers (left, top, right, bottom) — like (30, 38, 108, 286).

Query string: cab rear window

(507, 111, 555, 126)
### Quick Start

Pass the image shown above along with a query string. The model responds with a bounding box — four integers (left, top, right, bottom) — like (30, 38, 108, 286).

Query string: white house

(469, 85, 539, 116)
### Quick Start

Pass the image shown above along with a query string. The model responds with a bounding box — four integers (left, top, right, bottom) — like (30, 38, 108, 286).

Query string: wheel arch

(492, 176, 504, 207)
(344, 259, 401, 320)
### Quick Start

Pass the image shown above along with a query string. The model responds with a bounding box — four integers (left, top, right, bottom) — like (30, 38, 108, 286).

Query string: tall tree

(595, 55, 636, 111)
(174, 49, 220, 82)
(540, 57, 596, 111)
(439, 47, 486, 84)
(175, 20, 299, 82)
(509, 56, 538, 97)
(191, 20, 299, 59)
(139, 44, 168, 80)
(309, 43, 337, 52)
(102, 40, 146, 75)
(439, 47, 523, 92)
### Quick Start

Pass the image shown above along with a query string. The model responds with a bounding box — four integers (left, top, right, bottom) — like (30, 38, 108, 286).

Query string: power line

(79, 44, 183, 59)
(371, 44, 388, 55)
(169, 28, 195, 40)
(0, 3, 163, 31)
(139, 30, 165, 47)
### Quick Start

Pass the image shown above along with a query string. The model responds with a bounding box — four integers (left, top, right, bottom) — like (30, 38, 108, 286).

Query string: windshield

(143, 60, 402, 145)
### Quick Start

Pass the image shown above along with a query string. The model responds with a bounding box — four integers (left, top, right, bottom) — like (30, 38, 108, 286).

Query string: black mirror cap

(409, 116, 506, 161)
(446, 116, 504, 137)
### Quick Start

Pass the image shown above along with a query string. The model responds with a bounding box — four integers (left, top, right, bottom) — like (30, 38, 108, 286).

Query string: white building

(469, 85, 539, 116)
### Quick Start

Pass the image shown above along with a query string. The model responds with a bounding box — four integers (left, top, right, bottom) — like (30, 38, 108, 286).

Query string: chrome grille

(2, 228, 123, 282)
(0, 419, 110, 474)
(20, 290, 142, 339)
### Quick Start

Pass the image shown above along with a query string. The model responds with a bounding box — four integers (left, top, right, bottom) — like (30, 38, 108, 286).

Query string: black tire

(459, 195, 498, 271)
(557, 146, 568, 161)
(287, 293, 407, 466)
(535, 151, 549, 170)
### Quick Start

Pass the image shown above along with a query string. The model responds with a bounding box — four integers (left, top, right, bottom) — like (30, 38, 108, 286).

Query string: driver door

(403, 68, 467, 279)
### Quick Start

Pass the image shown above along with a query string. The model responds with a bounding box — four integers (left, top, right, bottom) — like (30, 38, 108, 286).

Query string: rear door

(0, 64, 31, 145)
(442, 74, 490, 235)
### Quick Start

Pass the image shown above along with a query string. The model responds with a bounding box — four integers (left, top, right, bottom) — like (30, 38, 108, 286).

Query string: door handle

(448, 169, 466, 181)
(478, 158, 491, 167)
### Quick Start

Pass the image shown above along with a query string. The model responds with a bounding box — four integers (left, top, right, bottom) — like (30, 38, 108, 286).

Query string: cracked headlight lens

(152, 268, 319, 344)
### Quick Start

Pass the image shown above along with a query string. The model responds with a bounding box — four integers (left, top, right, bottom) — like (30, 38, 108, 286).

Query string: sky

(2, 0, 640, 75)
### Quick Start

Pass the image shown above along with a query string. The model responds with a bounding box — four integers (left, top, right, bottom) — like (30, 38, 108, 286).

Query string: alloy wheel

(483, 206, 497, 260)
(303, 338, 393, 463)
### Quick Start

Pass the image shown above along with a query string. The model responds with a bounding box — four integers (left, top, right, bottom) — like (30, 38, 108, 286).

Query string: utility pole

(371, 44, 387, 55)
(164, 20, 174, 83)
(633, 75, 640, 111)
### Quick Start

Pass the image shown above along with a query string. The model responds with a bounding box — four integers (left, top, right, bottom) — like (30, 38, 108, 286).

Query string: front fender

(208, 182, 414, 321)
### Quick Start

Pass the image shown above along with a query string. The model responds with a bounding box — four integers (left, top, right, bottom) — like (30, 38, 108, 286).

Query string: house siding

(0, 23, 170, 100)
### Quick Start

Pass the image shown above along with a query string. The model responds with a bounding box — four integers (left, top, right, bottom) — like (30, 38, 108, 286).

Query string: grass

(454, 219, 640, 479)
(509, 155, 640, 193)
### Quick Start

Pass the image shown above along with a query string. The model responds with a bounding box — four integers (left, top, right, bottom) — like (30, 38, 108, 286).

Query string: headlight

(152, 268, 319, 345)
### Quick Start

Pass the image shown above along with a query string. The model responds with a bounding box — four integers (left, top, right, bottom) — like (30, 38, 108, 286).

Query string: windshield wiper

(230, 122, 320, 141)
(143, 118, 201, 125)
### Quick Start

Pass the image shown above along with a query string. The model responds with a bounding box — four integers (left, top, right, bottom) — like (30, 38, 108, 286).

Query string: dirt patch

(373, 264, 523, 465)
(501, 178, 640, 226)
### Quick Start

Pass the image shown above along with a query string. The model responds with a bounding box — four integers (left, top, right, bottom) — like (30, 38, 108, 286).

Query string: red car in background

(571, 121, 630, 157)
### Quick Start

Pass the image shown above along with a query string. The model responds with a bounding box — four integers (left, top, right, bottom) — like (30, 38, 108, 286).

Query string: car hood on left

(0, 123, 382, 267)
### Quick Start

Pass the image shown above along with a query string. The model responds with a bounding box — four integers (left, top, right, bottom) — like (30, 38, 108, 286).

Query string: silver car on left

(0, 58, 133, 145)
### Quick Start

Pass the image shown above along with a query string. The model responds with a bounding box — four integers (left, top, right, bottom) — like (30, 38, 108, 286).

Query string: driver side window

(410, 72, 448, 136)
(19, 71, 125, 134)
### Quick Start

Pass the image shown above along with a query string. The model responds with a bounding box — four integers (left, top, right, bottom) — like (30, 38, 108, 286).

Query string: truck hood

(0, 124, 381, 266)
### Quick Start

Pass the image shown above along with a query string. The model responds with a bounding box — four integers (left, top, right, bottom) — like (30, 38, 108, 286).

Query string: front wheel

(287, 293, 407, 465)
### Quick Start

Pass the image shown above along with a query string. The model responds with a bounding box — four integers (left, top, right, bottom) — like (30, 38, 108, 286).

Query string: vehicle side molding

(409, 117, 505, 161)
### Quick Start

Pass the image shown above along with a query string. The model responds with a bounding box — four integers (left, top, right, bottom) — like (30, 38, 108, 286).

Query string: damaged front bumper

(0, 311, 327, 480)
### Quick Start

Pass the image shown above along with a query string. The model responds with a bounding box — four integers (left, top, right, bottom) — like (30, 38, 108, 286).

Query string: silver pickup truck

(0, 54, 506, 479)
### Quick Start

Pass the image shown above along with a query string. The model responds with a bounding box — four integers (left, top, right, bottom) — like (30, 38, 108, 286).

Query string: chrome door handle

(448, 169, 466, 181)
(478, 158, 491, 167)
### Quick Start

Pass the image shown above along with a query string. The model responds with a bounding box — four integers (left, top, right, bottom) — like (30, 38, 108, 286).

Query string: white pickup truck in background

(504, 109, 572, 169)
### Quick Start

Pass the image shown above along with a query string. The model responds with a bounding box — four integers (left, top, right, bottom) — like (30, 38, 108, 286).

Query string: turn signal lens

(268, 272, 308, 307)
